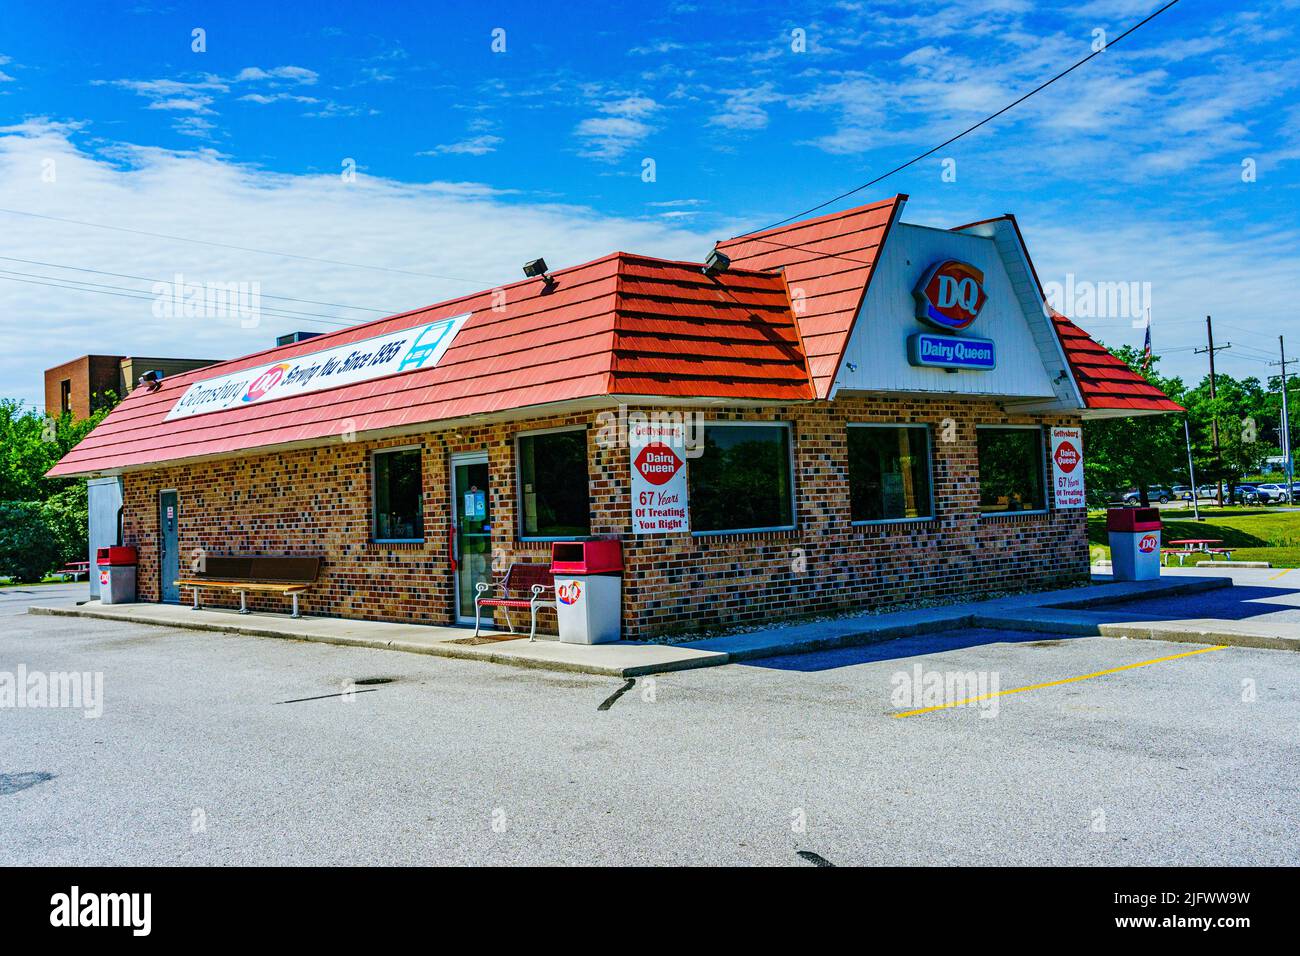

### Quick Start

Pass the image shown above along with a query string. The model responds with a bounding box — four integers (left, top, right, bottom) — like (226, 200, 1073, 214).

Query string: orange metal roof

(49, 196, 1182, 477)
(717, 196, 904, 398)
(1050, 309, 1184, 413)
(49, 253, 813, 476)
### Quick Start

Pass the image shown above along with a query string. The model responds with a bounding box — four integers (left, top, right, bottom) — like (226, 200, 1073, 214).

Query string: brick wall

(43, 355, 121, 420)
(120, 396, 1088, 638)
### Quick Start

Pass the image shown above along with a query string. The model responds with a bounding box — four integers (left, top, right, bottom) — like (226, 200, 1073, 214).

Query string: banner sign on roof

(164, 314, 471, 421)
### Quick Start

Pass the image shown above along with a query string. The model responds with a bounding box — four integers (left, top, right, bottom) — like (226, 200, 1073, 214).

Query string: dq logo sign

(557, 580, 583, 605)
(914, 260, 988, 331)
(633, 442, 683, 486)
(1138, 534, 1159, 554)
(1053, 440, 1080, 473)
(242, 363, 290, 402)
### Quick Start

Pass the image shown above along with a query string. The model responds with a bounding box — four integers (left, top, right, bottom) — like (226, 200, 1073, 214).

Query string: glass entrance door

(451, 455, 492, 622)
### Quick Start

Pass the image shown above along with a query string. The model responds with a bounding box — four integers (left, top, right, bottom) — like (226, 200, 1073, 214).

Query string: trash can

(550, 539, 623, 644)
(97, 546, 138, 604)
(1106, 508, 1161, 581)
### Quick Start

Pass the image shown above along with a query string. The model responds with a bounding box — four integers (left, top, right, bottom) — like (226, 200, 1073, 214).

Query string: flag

(1141, 320, 1152, 371)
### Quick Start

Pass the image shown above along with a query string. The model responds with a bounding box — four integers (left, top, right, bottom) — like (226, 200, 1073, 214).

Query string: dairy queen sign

(630, 420, 689, 534)
(1051, 426, 1086, 508)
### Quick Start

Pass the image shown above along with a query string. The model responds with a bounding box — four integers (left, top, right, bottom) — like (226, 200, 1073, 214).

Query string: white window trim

(371, 445, 425, 543)
(847, 422, 936, 525)
(515, 425, 591, 542)
(975, 424, 1049, 518)
(690, 421, 798, 536)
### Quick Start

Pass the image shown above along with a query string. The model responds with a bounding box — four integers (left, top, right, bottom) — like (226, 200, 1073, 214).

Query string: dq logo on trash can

(99, 570, 109, 586)
(1138, 534, 1159, 554)
(557, 580, 583, 605)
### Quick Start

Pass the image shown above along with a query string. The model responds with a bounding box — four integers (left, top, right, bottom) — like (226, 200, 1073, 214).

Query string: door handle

(448, 527, 457, 570)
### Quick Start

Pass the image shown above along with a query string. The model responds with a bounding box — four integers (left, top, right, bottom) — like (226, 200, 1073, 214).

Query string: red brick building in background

(44, 354, 217, 420)
(49, 197, 1180, 639)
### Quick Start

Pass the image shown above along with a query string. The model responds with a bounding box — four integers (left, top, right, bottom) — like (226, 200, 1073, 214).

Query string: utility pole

(1194, 315, 1231, 505)
(1270, 335, 1295, 502)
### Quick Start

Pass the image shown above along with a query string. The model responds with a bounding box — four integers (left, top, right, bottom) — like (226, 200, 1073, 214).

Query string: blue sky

(1, 0, 1298, 408)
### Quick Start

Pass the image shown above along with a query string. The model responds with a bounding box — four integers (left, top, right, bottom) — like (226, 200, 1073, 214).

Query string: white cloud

(234, 66, 319, 85)
(575, 94, 660, 160)
(0, 121, 713, 409)
(418, 135, 503, 156)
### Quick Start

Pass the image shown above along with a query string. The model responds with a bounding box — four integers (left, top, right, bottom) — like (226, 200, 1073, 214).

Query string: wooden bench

(474, 562, 555, 641)
(175, 556, 321, 619)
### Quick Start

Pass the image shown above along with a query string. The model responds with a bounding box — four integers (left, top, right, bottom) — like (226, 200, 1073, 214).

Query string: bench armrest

(530, 583, 554, 598)
(475, 581, 505, 596)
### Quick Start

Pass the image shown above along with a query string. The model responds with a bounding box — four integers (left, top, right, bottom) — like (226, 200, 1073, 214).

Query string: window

(848, 425, 933, 522)
(373, 448, 423, 541)
(517, 428, 591, 539)
(689, 424, 794, 533)
(60, 379, 71, 415)
(977, 427, 1046, 514)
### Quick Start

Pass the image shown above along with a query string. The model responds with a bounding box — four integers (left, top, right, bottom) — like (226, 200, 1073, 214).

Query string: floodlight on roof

(702, 248, 731, 277)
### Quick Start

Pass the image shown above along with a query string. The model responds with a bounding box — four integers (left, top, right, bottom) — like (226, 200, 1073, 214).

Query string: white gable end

(830, 222, 1080, 408)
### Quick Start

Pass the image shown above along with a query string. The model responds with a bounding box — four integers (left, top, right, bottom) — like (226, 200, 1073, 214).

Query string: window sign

(630, 419, 689, 534)
(1050, 427, 1085, 508)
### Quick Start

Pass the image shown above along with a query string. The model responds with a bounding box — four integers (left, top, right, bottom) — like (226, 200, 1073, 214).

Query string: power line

(739, 0, 1183, 259)
(0, 255, 395, 314)
(0, 272, 358, 329)
(0, 207, 495, 286)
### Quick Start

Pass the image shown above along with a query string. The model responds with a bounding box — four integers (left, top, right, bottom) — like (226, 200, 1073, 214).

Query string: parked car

(1122, 487, 1172, 504)
(1253, 483, 1291, 504)
(1172, 485, 1193, 499)
(1232, 484, 1261, 504)
(1196, 485, 1220, 500)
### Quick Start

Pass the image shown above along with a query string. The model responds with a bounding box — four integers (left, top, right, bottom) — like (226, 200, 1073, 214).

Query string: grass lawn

(1087, 508, 1300, 568)
(0, 576, 80, 588)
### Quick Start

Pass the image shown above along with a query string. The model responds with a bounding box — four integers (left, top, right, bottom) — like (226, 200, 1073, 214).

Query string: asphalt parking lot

(2, 606, 1296, 866)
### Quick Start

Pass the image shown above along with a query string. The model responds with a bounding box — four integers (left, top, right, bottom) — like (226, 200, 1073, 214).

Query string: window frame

(370, 444, 425, 543)
(975, 424, 1049, 518)
(846, 422, 936, 526)
(514, 424, 592, 542)
(689, 420, 798, 537)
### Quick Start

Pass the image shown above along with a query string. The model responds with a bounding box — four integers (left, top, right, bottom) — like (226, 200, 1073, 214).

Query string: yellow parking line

(1266, 568, 1294, 581)
(892, 644, 1229, 718)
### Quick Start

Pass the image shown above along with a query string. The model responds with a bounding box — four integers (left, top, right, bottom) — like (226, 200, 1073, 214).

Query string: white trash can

(550, 539, 623, 645)
(1106, 508, 1162, 581)
(97, 546, 138, 604)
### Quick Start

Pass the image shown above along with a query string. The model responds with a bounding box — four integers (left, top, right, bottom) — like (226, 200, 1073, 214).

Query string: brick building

(45, 354, 217, 420)
(50, 197, 1180, 638)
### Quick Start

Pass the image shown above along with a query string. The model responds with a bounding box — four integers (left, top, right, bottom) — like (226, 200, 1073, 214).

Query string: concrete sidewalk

(28, 569, 1294, 675)
(26, 600, 726, 678)
(680, 572, 1248, 660)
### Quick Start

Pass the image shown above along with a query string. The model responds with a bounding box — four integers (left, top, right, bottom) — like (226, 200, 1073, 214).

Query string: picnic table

(1162, 539, 1230, 566)
(1168, 539, 1223, 551)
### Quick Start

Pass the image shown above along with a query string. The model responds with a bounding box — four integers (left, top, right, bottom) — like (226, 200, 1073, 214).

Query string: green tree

(0, 501, 62, 583)
(1082, 347, 1188, 507)
(0, 394, 117, 579)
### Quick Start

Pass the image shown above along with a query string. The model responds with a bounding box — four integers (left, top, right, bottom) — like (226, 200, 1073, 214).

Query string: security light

(702, 248, 731, 276)
(522, 258, 549, 278)
(138, 370, 164, 392)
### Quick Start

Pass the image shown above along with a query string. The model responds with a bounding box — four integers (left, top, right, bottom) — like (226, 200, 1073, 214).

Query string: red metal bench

(474, 562, 556, 641)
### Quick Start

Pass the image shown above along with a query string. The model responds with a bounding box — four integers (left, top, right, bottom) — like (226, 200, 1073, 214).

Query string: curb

(27, 605, 729, 678)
